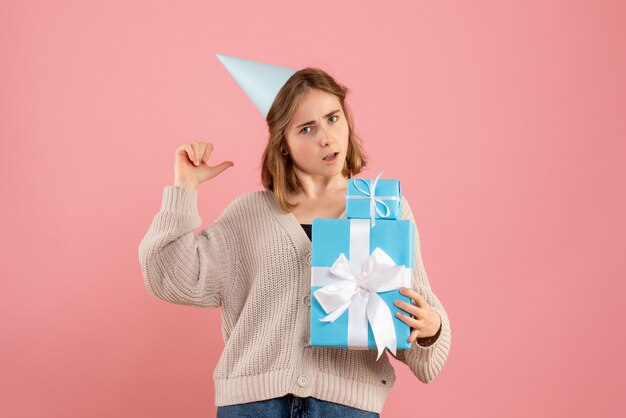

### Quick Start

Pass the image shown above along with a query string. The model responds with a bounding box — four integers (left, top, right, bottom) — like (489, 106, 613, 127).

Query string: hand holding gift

(394, 287, 442, 344)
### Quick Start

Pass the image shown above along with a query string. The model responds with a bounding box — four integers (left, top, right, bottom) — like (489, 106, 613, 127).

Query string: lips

(323, 152, 339, 161)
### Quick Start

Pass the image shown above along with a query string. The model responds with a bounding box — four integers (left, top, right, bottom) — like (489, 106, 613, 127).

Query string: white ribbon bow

(313, 247, 405, 359)
(346, 171, 400, 227)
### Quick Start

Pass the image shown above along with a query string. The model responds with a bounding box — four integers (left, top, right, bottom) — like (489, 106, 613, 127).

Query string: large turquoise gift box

(310, 217, 415, 359)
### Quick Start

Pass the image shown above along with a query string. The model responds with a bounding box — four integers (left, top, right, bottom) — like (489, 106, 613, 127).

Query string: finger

(208, 160, 234, 178)
(409, 329, 420, 343)
(190, 142, 201, 166)
(184, 144, 195, 164)
(399, 287, 428, 309)
(395, 310, 422, 329)
(412, 292, 429, 309)
(393, 299, 423, 318)
(201, 142, 214, 164)
(197, 142, 207, 164)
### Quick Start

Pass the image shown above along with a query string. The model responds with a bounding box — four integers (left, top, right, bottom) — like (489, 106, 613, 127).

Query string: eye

(328, 115, 339, 123)
(299, 126, 312, 134)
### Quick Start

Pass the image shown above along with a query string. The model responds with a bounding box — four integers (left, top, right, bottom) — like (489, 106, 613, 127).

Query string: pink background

(2, 1, 625, 417)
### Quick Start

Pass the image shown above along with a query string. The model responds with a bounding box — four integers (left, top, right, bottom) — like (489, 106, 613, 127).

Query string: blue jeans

(216, 394, 380, 417)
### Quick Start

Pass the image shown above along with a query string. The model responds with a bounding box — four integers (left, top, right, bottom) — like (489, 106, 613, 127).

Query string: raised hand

(173, 141, 234, 190)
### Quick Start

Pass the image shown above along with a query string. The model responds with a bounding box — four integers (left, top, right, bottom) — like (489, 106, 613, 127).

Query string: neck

(293, 168, 348, 199)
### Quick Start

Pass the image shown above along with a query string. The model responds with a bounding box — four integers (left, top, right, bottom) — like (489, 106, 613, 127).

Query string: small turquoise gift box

(346, 172, 402, 224)
(310, 217, 415, 359)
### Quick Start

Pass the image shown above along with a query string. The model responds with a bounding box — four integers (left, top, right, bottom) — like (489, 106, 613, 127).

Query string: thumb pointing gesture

(174, 142, 234, 190)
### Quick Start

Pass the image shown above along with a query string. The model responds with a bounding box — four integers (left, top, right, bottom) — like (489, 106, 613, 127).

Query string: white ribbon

(312, 219, 407, 359)
(346, 171, 400, 227)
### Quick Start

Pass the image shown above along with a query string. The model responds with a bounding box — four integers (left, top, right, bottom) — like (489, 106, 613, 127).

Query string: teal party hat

(216, 53, 297, 118)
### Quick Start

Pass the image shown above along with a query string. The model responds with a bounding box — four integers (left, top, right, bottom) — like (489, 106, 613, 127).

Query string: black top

(300, 224, 312, 241)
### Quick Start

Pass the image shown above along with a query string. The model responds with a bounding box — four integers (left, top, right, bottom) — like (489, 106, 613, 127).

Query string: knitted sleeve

(390, 196, 452, 383)
(138, 185, 233, 308)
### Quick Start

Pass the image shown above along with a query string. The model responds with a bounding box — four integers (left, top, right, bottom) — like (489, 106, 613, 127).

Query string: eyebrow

(295, 109, 341, 129)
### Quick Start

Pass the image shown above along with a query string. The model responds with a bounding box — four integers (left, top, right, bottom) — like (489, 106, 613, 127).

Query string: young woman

(139, 68, 451, 417)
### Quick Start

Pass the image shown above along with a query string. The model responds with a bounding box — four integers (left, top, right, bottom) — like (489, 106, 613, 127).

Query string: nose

(318, 124, 333, 147)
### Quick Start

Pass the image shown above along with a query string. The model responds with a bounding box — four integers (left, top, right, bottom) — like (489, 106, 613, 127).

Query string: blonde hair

(261, 67, 367, 213)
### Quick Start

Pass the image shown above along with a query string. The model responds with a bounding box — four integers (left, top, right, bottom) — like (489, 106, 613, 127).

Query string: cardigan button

(303, 295, 311, 306)
(300, 335, 309, 347)
(305, 251, 312, 265)
(297, 375, 310, 387)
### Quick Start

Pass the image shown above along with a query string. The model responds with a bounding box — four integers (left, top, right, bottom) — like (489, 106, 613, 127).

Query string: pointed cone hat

(216, 53, 298, 118)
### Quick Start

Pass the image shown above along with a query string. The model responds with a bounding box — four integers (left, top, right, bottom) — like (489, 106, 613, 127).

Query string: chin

(324, 166, 345, 177)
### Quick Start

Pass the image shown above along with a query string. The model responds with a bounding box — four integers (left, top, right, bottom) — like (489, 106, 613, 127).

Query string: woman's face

(284, 88, 350, 178)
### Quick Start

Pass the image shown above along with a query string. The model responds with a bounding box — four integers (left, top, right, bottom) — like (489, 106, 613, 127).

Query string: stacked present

(310, 172, 416, 359)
